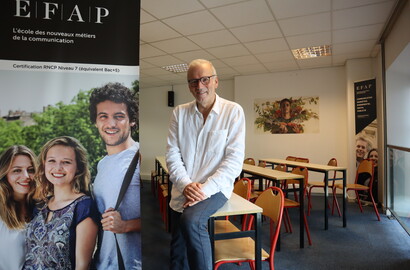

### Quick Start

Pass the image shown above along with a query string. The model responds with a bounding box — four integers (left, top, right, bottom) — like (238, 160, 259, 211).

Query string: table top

(155, 156, 169, 174)
(259, 158, 347, 172)
(211, 193, 262, 217)
(242, 163, 304, 181)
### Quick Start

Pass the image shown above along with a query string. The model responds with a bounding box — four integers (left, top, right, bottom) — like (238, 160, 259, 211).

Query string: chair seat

(284, 198, 299, 207)
(335, 183, 369, 190)
(308, 181, 335, 187)
(250, 190, 262, 200)
(214, 237, 269, 263)
(214, 220, 240, 234)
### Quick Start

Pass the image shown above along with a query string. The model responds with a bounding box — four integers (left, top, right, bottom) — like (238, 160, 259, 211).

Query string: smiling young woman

(0, 145, 37, 270)
(23, 136, 98, 270)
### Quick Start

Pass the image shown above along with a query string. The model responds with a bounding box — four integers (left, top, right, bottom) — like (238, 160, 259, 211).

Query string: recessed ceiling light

(162, 63, 189, 73)
(292, 45, 332, 60)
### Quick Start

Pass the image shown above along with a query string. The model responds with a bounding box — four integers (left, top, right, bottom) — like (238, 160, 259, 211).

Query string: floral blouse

(23, 195, 96, 270)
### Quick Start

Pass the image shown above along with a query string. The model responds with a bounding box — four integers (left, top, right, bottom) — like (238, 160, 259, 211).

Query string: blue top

(23, 195, 96, 270)
(93, 142, 141, 270)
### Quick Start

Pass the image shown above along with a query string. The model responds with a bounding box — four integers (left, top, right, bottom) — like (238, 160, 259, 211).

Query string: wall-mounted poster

(254, 96, 319, 134)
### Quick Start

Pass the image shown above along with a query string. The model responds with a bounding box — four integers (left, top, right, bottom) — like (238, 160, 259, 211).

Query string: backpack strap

(114, 149, 140, 270)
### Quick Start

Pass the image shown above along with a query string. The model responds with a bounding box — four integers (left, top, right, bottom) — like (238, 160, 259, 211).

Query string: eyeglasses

(187, 75, 216, 87)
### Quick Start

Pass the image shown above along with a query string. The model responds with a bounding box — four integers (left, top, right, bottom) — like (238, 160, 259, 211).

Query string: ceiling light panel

(162, 63, 189, 73)
(292, 45, 332, 59)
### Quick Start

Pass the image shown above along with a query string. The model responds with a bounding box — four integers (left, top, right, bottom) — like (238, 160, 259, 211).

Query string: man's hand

(183, 182, 206, 201)
(183, 182, 206, 208)
(101, 207, 126, 233)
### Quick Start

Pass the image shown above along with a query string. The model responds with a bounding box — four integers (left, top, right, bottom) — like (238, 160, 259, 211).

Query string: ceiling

(139, 0, 397, 88)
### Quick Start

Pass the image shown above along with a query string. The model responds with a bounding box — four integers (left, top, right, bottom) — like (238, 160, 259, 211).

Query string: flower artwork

(254, 96, 319, 134)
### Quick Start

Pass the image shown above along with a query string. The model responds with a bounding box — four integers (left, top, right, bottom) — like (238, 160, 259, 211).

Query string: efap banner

(0, 1, 141, 269)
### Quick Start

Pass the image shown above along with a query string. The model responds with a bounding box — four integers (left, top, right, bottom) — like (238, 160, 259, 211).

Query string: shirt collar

(191, 94, 221, 116)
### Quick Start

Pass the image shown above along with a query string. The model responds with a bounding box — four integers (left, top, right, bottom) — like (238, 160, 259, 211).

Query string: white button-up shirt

(166, 94, 245, 212)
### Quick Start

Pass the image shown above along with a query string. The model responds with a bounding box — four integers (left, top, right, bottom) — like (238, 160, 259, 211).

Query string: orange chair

(265, 163, 287, 188)
(307, 158, 341, 216)
(282, 157, 309, 200)
(214, 187, 284, 270)
(295, 157, 309, 163)
(243, 158, 263, 190)
(215, 178, 252, 233)
(333, 159, 380, 221)
(244, 157, 256, 165)
(283, 166, 312, 245)
(158, 184, 169, 230)
(286, 156, 297, 161)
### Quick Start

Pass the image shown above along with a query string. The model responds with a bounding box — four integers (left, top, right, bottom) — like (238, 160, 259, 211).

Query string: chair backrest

(254, 187, 284, 255)
(273, 163, 287, 172)
(355, 159, 375, 187)
(291, 166, 309, 189)
(286, 156, 297, 161)
(328, 158, 337, 166)
(295, 157, 309, 163)
(233, 178, 251, 200)
(258, 160, 267, 168)
(244, 158, 256, 165)
(327, 157, 337, 180)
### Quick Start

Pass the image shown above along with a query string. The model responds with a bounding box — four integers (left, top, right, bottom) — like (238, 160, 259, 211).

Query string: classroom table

(241, 163, 306, 248)
(209, 193, 263, 270)
(259, 158, 347, 230)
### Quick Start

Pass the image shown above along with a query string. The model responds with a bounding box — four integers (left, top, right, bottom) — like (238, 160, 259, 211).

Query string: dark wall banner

(354, 78, 378, 203)
(0, 0, 141, 269)
(355, 79, 376, 135)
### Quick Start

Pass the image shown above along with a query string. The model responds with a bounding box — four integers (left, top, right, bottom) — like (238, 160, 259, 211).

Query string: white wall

(235, 67, 348, 182)
(139, 79, 234, 178)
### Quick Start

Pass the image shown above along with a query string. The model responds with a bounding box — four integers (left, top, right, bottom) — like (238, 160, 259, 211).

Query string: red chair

(214, 187, 284, 270)
(283, 166, 312, 245)
(307, 158, 341, 216)
(333, 159, 380, 221)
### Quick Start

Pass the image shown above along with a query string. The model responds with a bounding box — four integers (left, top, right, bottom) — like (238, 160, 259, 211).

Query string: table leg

(167, 181, 172, 233)
(258, 177, 264, 191)
(300, 177, 304, 248)
(324, 172, 329, 230)
(343, 169, 347, 227)
(209, 218, 215, 268)
(255, 212, 262, 270)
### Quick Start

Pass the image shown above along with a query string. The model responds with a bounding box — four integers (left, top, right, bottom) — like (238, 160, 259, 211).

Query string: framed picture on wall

(254, 96, 319, 134)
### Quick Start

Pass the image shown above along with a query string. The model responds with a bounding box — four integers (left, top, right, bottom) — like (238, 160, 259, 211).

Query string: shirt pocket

(207, 129, 228, 154)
